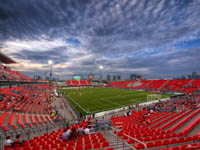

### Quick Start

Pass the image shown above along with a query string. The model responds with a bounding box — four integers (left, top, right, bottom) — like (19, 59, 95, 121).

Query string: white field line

(64, 89, 171, 114)
(66, 94, 124, 114)
(65, 94, 88, 114)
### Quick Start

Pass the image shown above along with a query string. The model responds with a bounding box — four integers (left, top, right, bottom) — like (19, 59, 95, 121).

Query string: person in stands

(70, 127, 77, 139)
(77, 125, 84, 135)
(84, 126, 90, 135)
(4, 136, 13, 146)
(14, 135, 23, 145)
(62, 127, 71, 140)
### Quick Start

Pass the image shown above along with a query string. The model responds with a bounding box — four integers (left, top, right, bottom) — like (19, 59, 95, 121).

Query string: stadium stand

(110, 93, 200, 150)
(2, 92, 200, 150)
(0, 65, 32, 81)
(67, 80, 91, 86)
(107, 79, 200, 93)
(0, 84, 57, 132)
(0, 53, 199, 150)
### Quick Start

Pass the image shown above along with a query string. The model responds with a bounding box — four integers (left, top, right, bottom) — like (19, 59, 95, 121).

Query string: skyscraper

(107, 75, 111, 81)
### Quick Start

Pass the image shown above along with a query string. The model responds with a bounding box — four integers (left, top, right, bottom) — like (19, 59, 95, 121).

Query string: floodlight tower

(99, 65, 103, 84)
(48, 60, 53, 85)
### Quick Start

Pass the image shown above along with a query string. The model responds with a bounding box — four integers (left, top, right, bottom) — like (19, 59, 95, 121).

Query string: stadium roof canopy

(0, 52, 16, 64)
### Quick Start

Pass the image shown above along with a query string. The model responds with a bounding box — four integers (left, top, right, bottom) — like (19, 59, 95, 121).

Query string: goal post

(147, 94, 162, 102)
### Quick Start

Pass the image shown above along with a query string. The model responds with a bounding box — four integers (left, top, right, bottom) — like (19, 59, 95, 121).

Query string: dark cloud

(0, 0, 200, 79)
(10, 47, 68, 64)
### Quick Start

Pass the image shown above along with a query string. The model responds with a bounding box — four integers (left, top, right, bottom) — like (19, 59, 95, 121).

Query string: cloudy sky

(0, 0, 200, 80)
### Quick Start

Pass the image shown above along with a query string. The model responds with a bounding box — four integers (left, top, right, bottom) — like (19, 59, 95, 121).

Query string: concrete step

(101, 130, 135, 150)
(174, 112, 200, 134)
(164, 110, 193, 130)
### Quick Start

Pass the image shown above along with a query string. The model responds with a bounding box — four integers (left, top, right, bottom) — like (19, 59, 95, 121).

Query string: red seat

(192, 135, 198, 140)
(0, 111, 9, 131)
(93, 143, 101, 148)
(60, 142, 67, 147)
(17, 113, 26, 128)
(170, 138, 178, 144)
(146, 142, 154, 148)
(14, 148, 23, 150)
(135, 143, 145, 149)
(76, 145, 83, 150)
(85, 139, 91, 144)
(127, 139, 134, 144)
(51, 144, 58, 148)
(102, 142, 109, 147)
(42, 144, 49, 149)
(154, 140, 161, 146)
(104, 148, 114, 150)
(23, 147, 32, 150)
(162, 139, 169, 145)
(58, 148, 65, 150)
(33, 145, 41, 150)
(184, 136, 192, 142)
(171, 147, 179, 150)
(177, 137, 184, 143)
(144, 136, 150, 141)
(24, 113, 32, 127)
(99, 138, 106, 143)
(69, 141, 75, 146)
(8, 112, 18, 129)
(85, 144, 92, 149)
(13, 144, 21, 148)
(67, 146, 74, 150)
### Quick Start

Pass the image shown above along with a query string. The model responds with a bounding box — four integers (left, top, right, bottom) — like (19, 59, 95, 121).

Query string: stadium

(0, 0, 200, 150)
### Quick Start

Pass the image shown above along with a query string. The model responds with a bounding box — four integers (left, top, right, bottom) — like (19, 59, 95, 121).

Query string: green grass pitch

(62, 88, 171, 115)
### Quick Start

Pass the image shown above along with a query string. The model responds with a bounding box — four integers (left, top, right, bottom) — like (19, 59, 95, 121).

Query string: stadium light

(48, 60, 53, 85)
(48, 60, 53, 65)
(99, 65, 103, 84)
(99, 65, 103, 70)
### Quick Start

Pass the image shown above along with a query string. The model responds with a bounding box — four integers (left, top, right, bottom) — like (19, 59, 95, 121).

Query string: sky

(0, 0, 200, 80)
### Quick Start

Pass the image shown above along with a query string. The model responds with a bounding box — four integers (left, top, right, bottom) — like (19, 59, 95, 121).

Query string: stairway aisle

(102, 130, 135, 150)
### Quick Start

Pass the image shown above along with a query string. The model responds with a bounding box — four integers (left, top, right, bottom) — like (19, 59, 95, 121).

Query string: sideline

(65, 94, 89, 114)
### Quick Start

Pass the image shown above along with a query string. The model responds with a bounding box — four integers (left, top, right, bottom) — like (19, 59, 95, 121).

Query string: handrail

(0, 120, 65, 150)
(123, 133, 147, 149)
(0, 120, 65, 137)
(110, 131, 136, 150)
(110, 126, 147, 149)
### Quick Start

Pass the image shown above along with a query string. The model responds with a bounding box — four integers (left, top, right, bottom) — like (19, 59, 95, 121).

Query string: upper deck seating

(107, 79, 200, 93)
(67, 80, 92, 86)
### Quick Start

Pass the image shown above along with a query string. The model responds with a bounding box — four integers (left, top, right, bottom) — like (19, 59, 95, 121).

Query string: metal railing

(109, 126, 147, 150)
(123, 133, 147, 149)
(0, 120, 65, 150)
(110, 131, 136, 150)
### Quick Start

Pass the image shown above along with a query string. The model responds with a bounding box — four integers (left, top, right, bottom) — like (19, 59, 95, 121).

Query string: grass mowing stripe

(62, 88, 173, 115)
(99, 98, 124, 107)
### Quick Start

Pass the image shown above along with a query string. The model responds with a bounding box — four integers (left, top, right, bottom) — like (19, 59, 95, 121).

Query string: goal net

(147, 94, 162, 102)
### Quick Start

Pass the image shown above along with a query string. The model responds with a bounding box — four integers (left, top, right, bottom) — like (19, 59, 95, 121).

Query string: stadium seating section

(107, 79, 200, 93)
(1, 65, 200, 150)
(4, 120, 114, 150)
(0, 65, 32, 81)
(3, 92, 200, 150)
(67, 80, 91, 86)
(0, 84, 54, 133)
(111, 96, 200, 149)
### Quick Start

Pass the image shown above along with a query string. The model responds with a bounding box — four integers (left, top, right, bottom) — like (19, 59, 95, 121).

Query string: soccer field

(62, 88, 171, 115)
